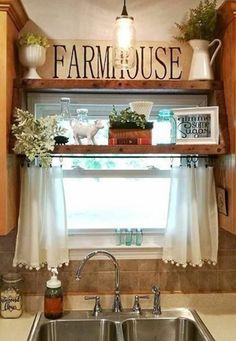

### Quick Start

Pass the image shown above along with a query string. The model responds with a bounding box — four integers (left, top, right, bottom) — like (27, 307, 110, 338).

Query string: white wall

(21, 0, 225, 41)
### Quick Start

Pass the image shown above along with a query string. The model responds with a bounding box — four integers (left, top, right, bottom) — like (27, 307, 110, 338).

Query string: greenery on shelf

(17, 32, 49, 48)
(12, 108, 65, 168)
(174, 0, 217, 42)
(109, 106, 153, 129)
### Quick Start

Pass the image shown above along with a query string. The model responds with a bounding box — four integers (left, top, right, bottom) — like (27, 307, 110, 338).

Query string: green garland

(109, 106, 153, 129)
(18, 32, 49, 48)
(12, 108, 64, 168)
(175, 0, 217, 42)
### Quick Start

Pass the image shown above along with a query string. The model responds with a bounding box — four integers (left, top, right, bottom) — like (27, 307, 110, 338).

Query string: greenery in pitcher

(109, 106, 153, 129)
(12, 108, 65, 168)
(174, 0, 217, 42)
(17, 32, 49, 48)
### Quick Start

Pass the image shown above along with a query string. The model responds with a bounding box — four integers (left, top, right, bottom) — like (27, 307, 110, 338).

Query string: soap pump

(44, 268, 63, 319)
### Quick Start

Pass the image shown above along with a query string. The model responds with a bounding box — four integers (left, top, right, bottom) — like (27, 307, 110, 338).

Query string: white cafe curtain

(13, 165, 69, 270)
(162, 161, 218, 267)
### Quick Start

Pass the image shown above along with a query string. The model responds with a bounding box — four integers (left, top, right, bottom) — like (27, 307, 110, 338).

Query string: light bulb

(112, 1, 136, 69)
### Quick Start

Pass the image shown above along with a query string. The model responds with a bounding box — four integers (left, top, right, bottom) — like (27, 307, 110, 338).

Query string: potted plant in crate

(175, 0, 221, 80)
(18, 32, 49, 79)
(108, 106, 153, 145)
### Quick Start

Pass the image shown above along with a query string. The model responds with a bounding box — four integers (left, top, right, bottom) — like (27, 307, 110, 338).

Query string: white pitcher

(188, 39, 222, 80)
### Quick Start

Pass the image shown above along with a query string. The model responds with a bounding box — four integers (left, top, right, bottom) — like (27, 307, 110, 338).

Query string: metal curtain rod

(49, 154, 214, 159)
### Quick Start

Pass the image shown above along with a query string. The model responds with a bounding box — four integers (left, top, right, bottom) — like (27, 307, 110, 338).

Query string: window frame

(29, 91, 208, 259)
(63, 163, 170, 259)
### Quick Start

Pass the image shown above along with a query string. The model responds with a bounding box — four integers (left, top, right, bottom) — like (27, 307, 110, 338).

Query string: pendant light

(112, 0, 136, 69)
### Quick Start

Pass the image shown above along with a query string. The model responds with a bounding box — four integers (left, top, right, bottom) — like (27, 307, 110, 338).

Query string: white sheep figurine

(70, 119, 104, 145)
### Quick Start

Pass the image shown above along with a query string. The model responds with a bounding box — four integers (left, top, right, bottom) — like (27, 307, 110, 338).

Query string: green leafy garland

(12, 108, 64, 168)
(18, 32, 49, 48)
(175, 0, 217, 42)
(109, 106, 153, 129)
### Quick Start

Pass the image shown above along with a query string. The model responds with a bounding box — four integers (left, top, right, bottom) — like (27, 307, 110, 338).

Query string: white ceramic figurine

(70, 119, 104, 145)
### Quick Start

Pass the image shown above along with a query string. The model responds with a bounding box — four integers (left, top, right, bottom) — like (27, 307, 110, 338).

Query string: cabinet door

(215, 1, 236, 234)
(0, 2, 28, 235)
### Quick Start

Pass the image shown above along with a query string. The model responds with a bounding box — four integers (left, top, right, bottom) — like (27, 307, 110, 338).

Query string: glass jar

(76, 108, 88, 124)
(44, 286, 63, 319)
(0, 272, 23, 318)
(156, 109, 176, 144)
(135, 228, 143, 246)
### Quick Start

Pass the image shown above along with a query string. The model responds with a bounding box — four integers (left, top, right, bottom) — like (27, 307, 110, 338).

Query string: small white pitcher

(188, 39, 222, 80)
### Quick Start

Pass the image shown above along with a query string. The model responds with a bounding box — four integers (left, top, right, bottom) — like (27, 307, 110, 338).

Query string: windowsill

(69, 245, 163, 260)
(68, 229, 164, 259)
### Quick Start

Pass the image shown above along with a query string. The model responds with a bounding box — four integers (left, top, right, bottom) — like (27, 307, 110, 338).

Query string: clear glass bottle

(56, 97, 71, 143)
(156, 109, 176, 144)
(58, 97, 71, 129)
(60, 97, 71, 120)
(0, 272, 23, 318)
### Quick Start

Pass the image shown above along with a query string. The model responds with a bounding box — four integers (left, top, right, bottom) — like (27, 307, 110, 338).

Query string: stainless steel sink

(27, 309, 215, 341)
(38, 319, 117, 341)
(28, 311, 117, 341)
(122, 317, 209, 341)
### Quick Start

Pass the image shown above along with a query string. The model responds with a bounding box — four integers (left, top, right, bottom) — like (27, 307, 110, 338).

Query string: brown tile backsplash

(198, 271, 219, 292)
(1, 228, 236, 295)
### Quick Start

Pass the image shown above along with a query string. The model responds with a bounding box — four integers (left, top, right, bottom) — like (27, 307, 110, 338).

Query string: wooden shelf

(15, 79, 223, 93)
(15, 78, 229, 156)
(53, 144, 227, 155)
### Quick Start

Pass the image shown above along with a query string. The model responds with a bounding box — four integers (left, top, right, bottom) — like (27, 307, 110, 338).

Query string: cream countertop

(0, 312, 35, 341)
(1, 293, 236, 341)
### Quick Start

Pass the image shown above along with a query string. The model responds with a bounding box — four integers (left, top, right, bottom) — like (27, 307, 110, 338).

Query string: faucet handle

(152, 285, 160, 294)
(132, 295, 149, 314)
(84, 295, 102, 316)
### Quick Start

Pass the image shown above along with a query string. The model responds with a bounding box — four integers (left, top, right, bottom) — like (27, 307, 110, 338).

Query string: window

(31, 91, 207, 258)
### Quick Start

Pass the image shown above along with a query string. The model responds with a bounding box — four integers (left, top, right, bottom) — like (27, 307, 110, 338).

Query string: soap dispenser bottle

(44, 268, 63, 319)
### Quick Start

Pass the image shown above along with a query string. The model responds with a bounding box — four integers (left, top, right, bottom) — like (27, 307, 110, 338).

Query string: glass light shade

(112, 16, 136, 69)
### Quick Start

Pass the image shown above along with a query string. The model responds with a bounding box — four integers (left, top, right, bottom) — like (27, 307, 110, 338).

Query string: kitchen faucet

(76, 250, 122, 312)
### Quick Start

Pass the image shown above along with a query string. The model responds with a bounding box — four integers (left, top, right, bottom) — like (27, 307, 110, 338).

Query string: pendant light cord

(121, 0, 128, 16)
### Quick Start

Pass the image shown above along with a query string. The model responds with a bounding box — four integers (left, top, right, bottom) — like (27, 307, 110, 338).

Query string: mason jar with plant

(109, 106, 153, 129)
(18, 32, 49, 79)
(12, 108, 65, 168)
(175, 0, 221, 80)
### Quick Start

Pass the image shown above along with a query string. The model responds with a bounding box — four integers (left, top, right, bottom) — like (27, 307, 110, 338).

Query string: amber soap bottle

(44, 268, 63, 319)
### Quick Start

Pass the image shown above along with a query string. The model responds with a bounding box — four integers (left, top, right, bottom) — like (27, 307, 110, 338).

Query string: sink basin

(122, 317, 209, 341)
(28, 312, 117, 341)
(38, 319, 117, 341)
(27, 309, 215, 341)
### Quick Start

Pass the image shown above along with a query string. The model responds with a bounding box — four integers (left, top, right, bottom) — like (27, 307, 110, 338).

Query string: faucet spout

(76, 250, 122, 312)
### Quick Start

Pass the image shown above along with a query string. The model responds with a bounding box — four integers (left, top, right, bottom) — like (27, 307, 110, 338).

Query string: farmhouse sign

(40, 40, 191, 80)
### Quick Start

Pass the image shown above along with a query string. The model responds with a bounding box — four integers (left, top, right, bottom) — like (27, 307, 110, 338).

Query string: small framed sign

(216, 186, 228, 216)
(172, 106, 219, 144)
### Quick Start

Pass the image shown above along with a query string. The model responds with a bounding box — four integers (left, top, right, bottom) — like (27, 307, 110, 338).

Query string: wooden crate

(109, 128, 152, 145)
